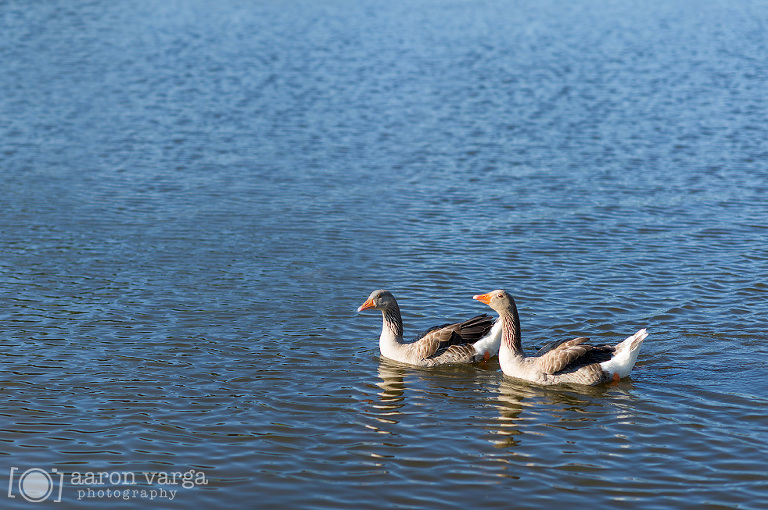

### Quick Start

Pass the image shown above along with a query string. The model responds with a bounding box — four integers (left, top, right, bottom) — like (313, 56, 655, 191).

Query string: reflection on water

(491, 379, 613, 449)
(374, 361, 407, 404)
(492, 380, 527, 449)
(367, 361, 407, 434)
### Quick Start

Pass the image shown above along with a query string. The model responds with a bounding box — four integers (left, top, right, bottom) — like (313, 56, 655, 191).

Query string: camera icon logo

(7, 467, 64, 503)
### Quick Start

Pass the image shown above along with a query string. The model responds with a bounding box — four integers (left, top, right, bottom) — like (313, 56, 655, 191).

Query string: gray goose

(357, 289, 501, 367)
(473, 290, 647, 385)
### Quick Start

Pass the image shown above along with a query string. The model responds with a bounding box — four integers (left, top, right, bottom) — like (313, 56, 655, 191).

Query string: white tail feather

(600, 328, 648, 379)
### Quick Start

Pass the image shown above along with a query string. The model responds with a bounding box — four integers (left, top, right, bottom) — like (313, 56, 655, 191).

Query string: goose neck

(500, 307, 523, 357)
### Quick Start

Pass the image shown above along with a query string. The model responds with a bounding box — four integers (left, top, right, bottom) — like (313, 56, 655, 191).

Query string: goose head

(472, 289, 514, 313)
(357, 289, 397, 312)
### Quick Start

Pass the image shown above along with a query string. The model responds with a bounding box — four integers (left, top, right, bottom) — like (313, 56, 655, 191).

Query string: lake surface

(1, 0, 767, 507)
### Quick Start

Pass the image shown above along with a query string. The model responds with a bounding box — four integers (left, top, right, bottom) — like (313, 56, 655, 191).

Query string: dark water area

(1, 0, 767, 507)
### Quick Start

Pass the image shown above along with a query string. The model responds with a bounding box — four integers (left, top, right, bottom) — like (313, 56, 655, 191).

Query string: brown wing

(407, 327, 458, 360)
(408, 314, 495, 363)
(426, 343, 479, 365)
(535, 337, 584, 356)
(535, 335, 617, 374)
(534, 337, 593, 374)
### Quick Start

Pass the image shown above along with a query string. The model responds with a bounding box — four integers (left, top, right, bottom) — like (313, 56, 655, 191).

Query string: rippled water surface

(2, 0, 768, 507)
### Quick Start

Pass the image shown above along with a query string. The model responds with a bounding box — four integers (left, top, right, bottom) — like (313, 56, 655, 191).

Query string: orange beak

(357, 297, 375, 312)
(473, 292, 493, 305)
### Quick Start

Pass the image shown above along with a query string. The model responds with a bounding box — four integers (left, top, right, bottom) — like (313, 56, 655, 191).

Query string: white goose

(472, 290, 647, 385)
(357, 289, 502, 367)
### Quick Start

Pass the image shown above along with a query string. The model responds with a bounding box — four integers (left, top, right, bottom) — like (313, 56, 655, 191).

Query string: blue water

(1, 0, 767, 508)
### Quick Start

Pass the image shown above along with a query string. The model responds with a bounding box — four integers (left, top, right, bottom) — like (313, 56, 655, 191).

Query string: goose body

(473, 290, 647, 386)
(357, 290, 501, 367)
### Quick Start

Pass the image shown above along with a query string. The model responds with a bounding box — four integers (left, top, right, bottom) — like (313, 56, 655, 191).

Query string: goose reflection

(492, 380, 616, 449)
(374, 360, 407, 411)
(365, 358, 497, 434)
(492, 379, 529, 448)
(362, 359, 408, 435)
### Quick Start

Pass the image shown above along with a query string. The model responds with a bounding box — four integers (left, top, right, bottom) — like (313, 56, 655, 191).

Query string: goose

(357, 289, 502, 367)
(472, 290, 647, 385)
